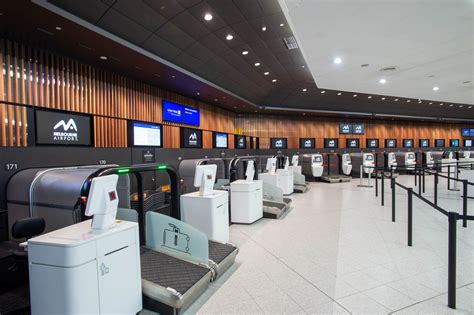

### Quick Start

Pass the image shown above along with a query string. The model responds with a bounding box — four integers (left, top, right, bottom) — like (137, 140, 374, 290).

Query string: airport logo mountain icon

(275, 139, 283, 147)
(304, 140, 312, 147)
(189, 132, 198, 145)
(52, 118, 79, 142)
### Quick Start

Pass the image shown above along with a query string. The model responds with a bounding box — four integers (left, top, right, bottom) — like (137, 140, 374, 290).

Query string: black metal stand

(391, 178, 395, 222)
(407, 188, 413, 247)
(448, 212, 458, 309)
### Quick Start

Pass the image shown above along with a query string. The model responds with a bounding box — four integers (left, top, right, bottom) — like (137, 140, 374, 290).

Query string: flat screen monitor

(213, 132, 228, 149)
(450, 139, 459, 147)
(346, 138, 360, 148)
(130, 121, 162, 147)
(435, 139, 445, 147)
(235, 135, 246, 149)
(183, 106, 200, 126)
(461, 128, 470, 137)
(181, 128, 202, 148)
(271, 138, 287, 149)
(339, 123, 352, 134)
(464, 139, 473, 147)
(419, 139, 430, 148)
(403, 139, 414, 148)
(366, 139, 379, 148)
(300, 138, 315, 149)
(352, 123, 365, 135)
(385, 139, 397, 148)
(324, 138, 338, 148)
(35, 109, 92, 146)
(163, 100, 184, 124)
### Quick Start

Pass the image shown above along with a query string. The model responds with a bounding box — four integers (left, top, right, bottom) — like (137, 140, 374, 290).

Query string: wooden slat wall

(0, 38, 235, 148)
(237, 115, 473, 149)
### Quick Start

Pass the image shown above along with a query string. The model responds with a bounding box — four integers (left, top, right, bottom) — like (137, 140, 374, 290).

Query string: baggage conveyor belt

(140, 248, 212, 314)
(209, 241, 239, 279)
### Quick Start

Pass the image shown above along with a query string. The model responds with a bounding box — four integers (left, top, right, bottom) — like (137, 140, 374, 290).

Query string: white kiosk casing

(425, 152, 435, 168)
(405, 152, 417, 170)
(259, 157, 293, 195)
(181, 165, 229, 243)
(387, 152, 397, 170)
(28, 175, 142, 315)
(289, 155, 302, 175)
(363, 153, 375, 174)
(341, 153, 352, 175)
(276, 157, 294, 194)
(311, 154, 324, 177)
(230, 161, 263, 224)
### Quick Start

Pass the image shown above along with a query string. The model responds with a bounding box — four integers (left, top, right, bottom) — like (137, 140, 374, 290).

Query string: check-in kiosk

(350, 153, 375, 176)
(340, 153, 352, 176)
(301, 154, 324, 180)
(289, 155, 310, 193)
(275, 156, 294, 195)
(395, 152, 416, 172)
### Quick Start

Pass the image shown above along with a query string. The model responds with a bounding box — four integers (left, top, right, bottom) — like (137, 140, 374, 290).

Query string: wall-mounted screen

(366, 139, 379, 148)
(35, 109, 92, 146)
(462, 128, 470, 137)
(213, 132, 228, 149)
(131, 122, 162, 147)
(324, 138, 339, 148)
(464, 139, 473, 147)
(435, 139, 445, 147)
(339, 123, 352, 134)
(419, 139, 430, 148)
(235, 135, 246, 149)
(450, 139, 459, 147)
(352, 123, 365, 135)
(346, 138, 360, 148)
(385, 139, 397, 148)
(403, 139, 414, 148)
(181, 128, 202, 148)
(163, 100, 200, 126)
(300, 138, 315, 149)
(271, 138, 287, 149)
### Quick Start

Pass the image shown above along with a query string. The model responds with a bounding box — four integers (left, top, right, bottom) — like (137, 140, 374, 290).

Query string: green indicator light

(117, 168, 130, 174)
(157, 165, 167, 170)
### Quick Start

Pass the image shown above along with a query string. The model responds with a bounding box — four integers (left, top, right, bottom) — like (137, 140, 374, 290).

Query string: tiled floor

(182, 175, 473, 314)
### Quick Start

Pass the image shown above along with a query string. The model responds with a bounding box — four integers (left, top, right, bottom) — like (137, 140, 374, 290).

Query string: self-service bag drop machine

(290, 155, 310, 193)
(350, 153, 375, 177)
(301, 154, 324, 179)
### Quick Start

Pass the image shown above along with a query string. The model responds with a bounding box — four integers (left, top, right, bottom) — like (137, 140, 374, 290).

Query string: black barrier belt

(411, 190, 449, 216)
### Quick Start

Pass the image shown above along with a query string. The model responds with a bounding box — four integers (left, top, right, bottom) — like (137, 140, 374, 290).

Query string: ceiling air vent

(380, 66, 398, 72)
(283, 36, 299, 50)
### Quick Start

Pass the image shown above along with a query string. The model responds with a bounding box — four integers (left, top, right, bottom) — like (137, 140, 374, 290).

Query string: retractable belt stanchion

(462, 180, 468, 228)
(447, 212, 458, 309)
(391, 178, 396, 222)
(407, 188, 413, 247)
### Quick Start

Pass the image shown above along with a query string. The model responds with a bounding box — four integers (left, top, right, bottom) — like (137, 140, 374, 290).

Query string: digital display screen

(300, 138, 315, 149)
(339, 123, 352, 134)
(183, 106, 200, 126)
(235, 135, 246, 149)
(419, 139, 430, 148)
(435, 139, 445, 147)
(35, 110, 92, 146)
(346, 138, 360, 148)
(214, 132, 228, 149)
(163, 100, 200, 126)
(450, 139, 459, 147)
(385, 139, 397, 148)
(464, 139, 473, 147)
(352, 124, 365, 135)
(367, 139, 379, 148)
(181, 128, 202, 148)
(271, 138, 287, 149)
(324, 138, 339, 148)
(132, 122, 162, 147)
(403, 139, 414, 148)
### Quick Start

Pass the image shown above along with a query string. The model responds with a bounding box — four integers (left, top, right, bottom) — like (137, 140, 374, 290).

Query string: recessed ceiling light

(407, 99, 411, 102)
(440, 103, 444, 106)
(321, 90, 325, 94)
(337, 92, 342, 96)
(226, 34, 233, 40)
(233, 106, 237, 109)
(55, 26, 62, 31)
(302, 88, 307, 92)
(368, 96, 372, 99)
(242, 50, 248, 55)
(469, 106, 472, 109)
(449, 104, 453, 107)
(261, 26, 267, 31)
(381, 97, 385, 100)
(394, 98, 399, 101)
(254, 62, 261, 66)
(272, 79, 277, 82)
(99, 56, 107, 60)
(196, 92, 200, 95)
(459, 105, 463, 108)
(171, 75, 175, 78)
(379, 78, 386, 84)
(333, 57, 342, 64)
(433, 86, 439, 91)
(280, 23, 284, 27)
(353, 94, 357, 97)
(301, 65, 305, 68)
(214, 98, 218, 101)
(264, 72, 269, 75)
(429, 102, 433, 104)
(204, 13, 213, 21)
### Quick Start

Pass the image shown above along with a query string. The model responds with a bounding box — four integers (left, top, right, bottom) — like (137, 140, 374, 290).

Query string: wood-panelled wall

(236, 115, 473, 149)
(0, 38, 235, 148)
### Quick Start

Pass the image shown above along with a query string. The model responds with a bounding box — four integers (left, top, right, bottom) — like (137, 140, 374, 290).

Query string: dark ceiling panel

(257, 0, 282, 15)
(187, 41, 215, 63)
(233, 0, 264, 20)
(187, 2, 228, 32)
(176, 0, 202, 8)
(207, 0, 246, 25)
(97, 8, 152, 45)
(49, 0, 110, 23)
(170, 11, 211, 40)
(232, 21, 262, 43)
(112, 0, 167, 32)
(142, 0, 185, 19)
(141, 34, 182, 61)
(173, 52, 205, 74)
(199, 33, 229, 55)
(156, 22, 196, 50)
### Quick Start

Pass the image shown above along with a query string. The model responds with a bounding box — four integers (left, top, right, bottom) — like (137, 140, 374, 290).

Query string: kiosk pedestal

(230, 180, 263, 224)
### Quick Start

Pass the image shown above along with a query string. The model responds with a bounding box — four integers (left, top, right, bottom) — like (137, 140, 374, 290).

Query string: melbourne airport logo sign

(328, 140, 335, 147)
(53, 118, 79, 142)
(304, 140, 312, 147)
(350, 140, 357, 147)
(275, 139, 283, 147)
(189, 132, 198, 145)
